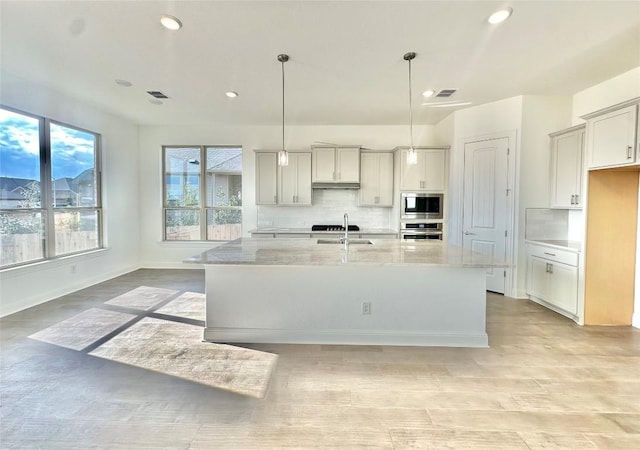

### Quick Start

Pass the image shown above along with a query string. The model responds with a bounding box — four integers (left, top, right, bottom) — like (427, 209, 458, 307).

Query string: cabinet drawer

(527, 244, 578, 266)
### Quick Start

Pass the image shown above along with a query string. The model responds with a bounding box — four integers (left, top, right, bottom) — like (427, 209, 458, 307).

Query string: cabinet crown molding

(580, 97, 640, 120)
(548, 124, 585, 138)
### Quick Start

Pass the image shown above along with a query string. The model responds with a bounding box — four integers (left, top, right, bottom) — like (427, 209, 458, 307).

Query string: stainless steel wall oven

(401, 193, 444, 220)
(400, 222, 443, 240)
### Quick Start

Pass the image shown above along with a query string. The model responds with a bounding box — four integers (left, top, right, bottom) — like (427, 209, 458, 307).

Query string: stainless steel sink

(316, 239, 373, 245)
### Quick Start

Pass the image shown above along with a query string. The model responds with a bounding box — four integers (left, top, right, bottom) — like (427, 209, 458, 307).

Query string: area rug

(29, 308, 136, 351)
(89, 317, 278, 398)
(154, 291, 205, 321)
(104, 286, 178, 310)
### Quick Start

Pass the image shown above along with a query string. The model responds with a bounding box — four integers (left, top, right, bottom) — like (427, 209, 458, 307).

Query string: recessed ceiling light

(422, 90, 435, 98)
(115, 79, 132, 87)
(160, 15, 182, 30)
(149, 98, 163, 105)
(488, 7, 513, 25)
(225, 91, 238, 98)
(422, 101, 472, 108)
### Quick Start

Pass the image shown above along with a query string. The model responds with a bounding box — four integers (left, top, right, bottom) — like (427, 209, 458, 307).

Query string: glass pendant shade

(278, 149, 289, 166)
(407, 147, 418, 165)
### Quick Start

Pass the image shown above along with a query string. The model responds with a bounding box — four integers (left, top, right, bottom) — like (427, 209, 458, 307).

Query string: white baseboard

(632, 311, 640, 329)
(204, 327, 489, 348)
(140, 261, 204, 270)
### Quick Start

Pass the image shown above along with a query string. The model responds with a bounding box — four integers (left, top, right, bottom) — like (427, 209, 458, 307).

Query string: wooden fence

(1, 232, 98, 266)
(165, 224, 241, 241)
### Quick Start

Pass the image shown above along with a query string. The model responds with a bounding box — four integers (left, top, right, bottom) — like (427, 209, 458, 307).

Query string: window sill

(156, 241, 227, 248)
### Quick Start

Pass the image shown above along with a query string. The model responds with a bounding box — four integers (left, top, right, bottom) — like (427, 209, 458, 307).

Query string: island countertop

(185, 238, 507, 268)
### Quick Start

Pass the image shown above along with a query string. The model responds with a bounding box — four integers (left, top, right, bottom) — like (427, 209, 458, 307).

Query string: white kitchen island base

(203, 264, 488, 347)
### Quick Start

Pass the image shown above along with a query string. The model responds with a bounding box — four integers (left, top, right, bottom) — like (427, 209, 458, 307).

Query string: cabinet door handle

(545, 263, 550, 273)
(627, 146, 633, 160)
(574, 194, 579, 205)
(464, 231, 476, 236)
(548, 263, 554, 274)
(543, 252, 556, 256)
(570, 195, 575, 205)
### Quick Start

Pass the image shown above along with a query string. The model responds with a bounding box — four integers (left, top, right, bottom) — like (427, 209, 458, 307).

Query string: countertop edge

(525, 239, 582, 253)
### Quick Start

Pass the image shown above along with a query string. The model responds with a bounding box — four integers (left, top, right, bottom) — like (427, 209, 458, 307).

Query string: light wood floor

(1, 269, 639, 449)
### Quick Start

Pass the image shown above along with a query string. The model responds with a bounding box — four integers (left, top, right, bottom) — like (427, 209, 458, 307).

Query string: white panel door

(462, 138, 509, 294)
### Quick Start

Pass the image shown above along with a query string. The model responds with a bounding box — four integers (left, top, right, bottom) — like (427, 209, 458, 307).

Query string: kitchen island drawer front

(527, 244, 578, 266)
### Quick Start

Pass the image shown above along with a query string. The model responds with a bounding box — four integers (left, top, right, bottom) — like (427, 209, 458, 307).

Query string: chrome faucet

(340, 212, 350, 247)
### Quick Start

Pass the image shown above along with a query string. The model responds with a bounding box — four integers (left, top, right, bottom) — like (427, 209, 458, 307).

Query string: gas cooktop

(312, 224, 360, 232)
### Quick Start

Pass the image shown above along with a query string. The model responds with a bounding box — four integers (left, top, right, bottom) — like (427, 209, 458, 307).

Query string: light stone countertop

(249, 228, 398, 235)
(525, 240, 582, 252)
(185, 238, 508, 268)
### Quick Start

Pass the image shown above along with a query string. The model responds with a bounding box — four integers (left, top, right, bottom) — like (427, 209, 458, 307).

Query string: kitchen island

(186, 238, 506, 347)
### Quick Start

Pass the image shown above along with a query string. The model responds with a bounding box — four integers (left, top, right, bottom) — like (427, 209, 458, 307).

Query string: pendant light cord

(408, 56, 414, 150)
(281, 57, 285, 152)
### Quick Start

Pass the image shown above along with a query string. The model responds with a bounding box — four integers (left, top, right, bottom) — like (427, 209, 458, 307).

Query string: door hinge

(504, 270, 507, 278)
(506, 189, 511, 196)
(507, 148, 510, 155)
(505, 230, 508, 237)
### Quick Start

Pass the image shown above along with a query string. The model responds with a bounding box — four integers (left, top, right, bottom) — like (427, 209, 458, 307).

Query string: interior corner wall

(0, 73, 141, 317)
(137, 124, 437, 268)
(516, 95, 573, 296)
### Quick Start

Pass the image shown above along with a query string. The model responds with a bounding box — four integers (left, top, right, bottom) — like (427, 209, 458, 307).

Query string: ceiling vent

(147, 91, 169, 99)
(436, 89, 457, 98)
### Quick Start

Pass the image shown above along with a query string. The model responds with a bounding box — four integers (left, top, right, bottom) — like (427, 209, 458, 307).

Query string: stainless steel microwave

(401, 193, 444, 219)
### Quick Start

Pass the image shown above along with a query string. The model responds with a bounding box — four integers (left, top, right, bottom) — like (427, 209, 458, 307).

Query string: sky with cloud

(0, 109, 96, 181)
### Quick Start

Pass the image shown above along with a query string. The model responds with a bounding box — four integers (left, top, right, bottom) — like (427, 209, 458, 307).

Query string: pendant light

(404, 52, 418, 165)
(277, 54, 289, 166)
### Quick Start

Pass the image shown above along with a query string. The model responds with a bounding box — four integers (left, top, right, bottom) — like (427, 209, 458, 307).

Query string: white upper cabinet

(312, 146, 360, 184)
(584, 101, 639, 169)
(399, 147, 447, 191)
(359, 152, 393, 207)
(549, 125, 585, 208)
(255, 152, 277, 205)
(279, 152, 312, 206)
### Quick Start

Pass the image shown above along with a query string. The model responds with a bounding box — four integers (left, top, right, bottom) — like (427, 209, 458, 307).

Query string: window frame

(0, 105, 103, 269)
(162, 145, 243, 242)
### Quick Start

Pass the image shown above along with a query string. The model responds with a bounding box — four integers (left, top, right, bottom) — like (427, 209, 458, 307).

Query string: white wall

(0, 74, 140, 317)
(572, 67, 640, 124)
(572, 66, 640, 328)
(137, 124, 437, 268)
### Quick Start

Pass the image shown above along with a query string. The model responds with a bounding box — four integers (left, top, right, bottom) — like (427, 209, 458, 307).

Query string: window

(163, 146, 242, 241)
(0, 106, 102, 268)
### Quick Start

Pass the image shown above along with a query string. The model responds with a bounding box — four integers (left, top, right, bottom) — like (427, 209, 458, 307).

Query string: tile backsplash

(257, 189, 396, 229)
(525, 208, 583, 242)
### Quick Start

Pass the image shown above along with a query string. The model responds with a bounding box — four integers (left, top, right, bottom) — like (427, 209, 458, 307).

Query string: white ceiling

(2, 1, 639, 126)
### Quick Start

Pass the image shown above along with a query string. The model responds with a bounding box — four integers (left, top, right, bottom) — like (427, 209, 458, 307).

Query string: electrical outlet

(362, 301, 371, 315)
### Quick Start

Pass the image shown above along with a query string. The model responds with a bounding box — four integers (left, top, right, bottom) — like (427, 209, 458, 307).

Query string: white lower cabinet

(526, 243, 579, 317)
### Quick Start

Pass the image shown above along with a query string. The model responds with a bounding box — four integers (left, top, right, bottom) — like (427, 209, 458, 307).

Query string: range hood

(311, 182, 360, 189)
